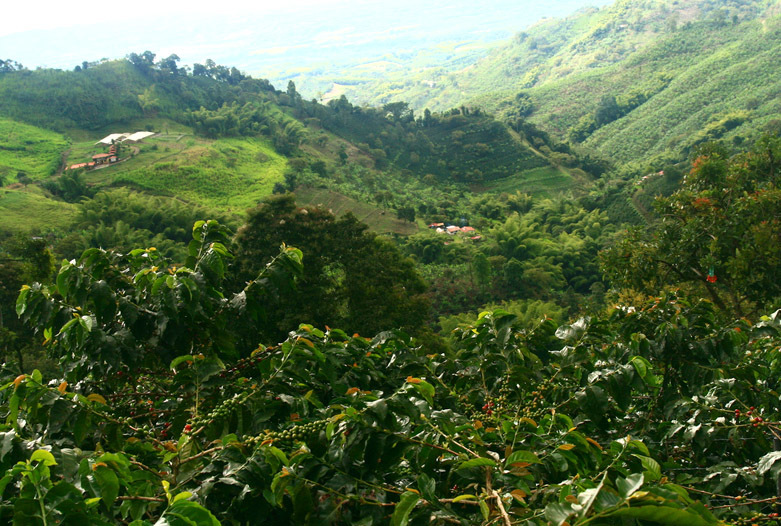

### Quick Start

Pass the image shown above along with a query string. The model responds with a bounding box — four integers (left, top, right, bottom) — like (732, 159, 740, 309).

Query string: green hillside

(0, 55, 588, 237)
(80, 134, 288, 210)
(0, 7, 780, 525)
(353, 0, 781, 169)
(0, 186, 77, 234)
(0, 118, 69, 183)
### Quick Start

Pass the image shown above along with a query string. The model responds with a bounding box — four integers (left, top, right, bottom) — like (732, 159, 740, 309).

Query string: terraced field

(479, 166, 576, 197)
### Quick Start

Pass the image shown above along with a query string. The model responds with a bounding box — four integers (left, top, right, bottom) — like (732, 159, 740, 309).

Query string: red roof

(92, 153, 113, 159)
(461, 226, 475, 232)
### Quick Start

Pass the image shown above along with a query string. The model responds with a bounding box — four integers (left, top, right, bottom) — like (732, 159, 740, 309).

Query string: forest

(0, 1, 780, 524)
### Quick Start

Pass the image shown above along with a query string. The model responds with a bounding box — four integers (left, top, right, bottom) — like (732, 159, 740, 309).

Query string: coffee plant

(2, 220, 780, 524)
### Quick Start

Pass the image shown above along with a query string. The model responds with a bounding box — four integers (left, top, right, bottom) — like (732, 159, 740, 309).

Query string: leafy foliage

(602, 138, 781, 317)
(7, 224, 781, 523)
(233, 194, 429, 339)
(17, 220, 302, 380)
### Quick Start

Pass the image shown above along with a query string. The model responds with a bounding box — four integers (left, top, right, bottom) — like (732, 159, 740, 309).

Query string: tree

(594, 95, 621, 126)
(157, 54, 181, 75)
(395, 205, 416, 222)
(601, 139, 781, 317)
(192, 63, 208, 77)
(0, 59, 24, 73)
(127, 51, 156, 75)
(232, 194, 429, 339)
(383, 101, 413, 122)
(0, 235, 54, 371)
(8, 224, 780, 524)
(286, 80, 300, 104)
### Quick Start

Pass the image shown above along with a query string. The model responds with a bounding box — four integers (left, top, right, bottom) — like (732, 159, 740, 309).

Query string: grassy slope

(355, 0, 781, 167)
(0, 118, 70, 182)
(79, 134, 287, 211)
(294, 186, 418, 235)
(0, 185, 77, 234)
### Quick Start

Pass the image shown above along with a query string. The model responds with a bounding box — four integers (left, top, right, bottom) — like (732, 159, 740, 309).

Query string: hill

(0, 55, 591, 213)
(350, 0, 781, 170)
(0, 117, 69, 183)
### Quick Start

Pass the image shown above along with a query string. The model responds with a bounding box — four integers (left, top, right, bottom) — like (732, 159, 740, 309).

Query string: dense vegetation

(351, 0, 781, 174)
(3, 170, 781, 522)
(0, 1, 780, 523)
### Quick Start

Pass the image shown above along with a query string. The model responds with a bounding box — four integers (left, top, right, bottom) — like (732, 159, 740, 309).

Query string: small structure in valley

(123, 131, 156, 143)
(69, 130, 155, 171)
(94, 131, 156, 145)
(91, 153, 117, 165)
(95, 133, 129, 145)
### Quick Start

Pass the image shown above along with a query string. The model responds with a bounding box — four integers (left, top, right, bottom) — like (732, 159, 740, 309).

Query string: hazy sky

(2, 0, 611, 82)
(2, 0, 341, 37)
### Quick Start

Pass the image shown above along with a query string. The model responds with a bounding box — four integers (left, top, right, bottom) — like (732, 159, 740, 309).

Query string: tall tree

(601, 139, 781, 317)
(233, 194, 429, 339)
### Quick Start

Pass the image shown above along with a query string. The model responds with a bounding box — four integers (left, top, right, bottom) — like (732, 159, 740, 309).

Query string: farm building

(123, 131, 156, 143)
(92, 153, 118, 165)
(95, 131, 156, 145)
(95, 133, 129, 145)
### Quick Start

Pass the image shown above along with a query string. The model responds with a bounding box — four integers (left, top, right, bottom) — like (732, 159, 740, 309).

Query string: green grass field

(0, 186, 77, 234)
(80, 136, 287, 211)
(480, 166, 574, 197)
(0, 118, 69, 182)
(294, 186, 418, 235)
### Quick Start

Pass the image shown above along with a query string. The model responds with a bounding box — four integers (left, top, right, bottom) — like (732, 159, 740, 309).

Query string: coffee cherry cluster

(494, 374, 512, 411)
(521, 380, 553, 420)
(247, 418, 330, 446)
(735, 407, 766, 427)
(188, 392, 251, 429)
(733, 510, 781, 526)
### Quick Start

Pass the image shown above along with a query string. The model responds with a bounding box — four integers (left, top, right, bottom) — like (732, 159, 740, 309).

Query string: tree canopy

(233, 194, 429, 340)
(601, 138, 781, 318)
(5, 224, 781, 524)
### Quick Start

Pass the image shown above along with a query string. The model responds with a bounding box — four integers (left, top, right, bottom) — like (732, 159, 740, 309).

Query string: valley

(0, 1, 779, 524)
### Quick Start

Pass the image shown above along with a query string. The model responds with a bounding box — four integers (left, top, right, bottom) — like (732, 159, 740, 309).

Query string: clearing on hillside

(294, 186, 418, 235)
(0, 118, 69, 182)
(0, 186, 77, 234)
